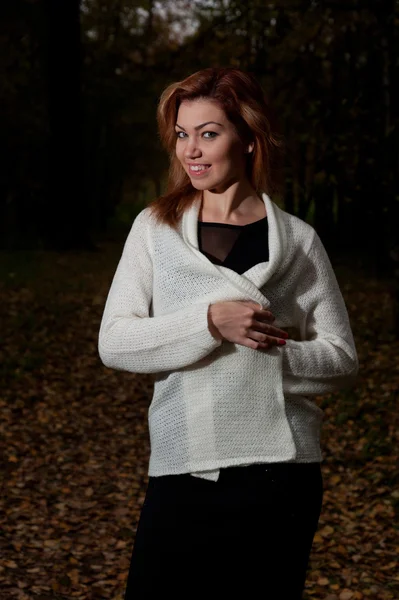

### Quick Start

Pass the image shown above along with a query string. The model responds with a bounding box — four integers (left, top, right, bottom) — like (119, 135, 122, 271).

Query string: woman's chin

(190, 180, 212, 190)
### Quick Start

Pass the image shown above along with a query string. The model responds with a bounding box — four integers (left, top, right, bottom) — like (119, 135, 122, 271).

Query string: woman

(98, 67, 358, 598)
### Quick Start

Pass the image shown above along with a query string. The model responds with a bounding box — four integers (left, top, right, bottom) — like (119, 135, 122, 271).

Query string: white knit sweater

(98, 192, 358, 482)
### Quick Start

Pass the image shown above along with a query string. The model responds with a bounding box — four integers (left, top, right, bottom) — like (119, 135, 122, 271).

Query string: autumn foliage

(0, 244, 398, 600)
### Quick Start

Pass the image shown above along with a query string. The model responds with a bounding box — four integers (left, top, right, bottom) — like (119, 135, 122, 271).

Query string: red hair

(147, 67, 284, 230)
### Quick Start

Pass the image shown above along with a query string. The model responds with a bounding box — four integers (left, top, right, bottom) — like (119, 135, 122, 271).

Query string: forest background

(1, 2, 398, 600)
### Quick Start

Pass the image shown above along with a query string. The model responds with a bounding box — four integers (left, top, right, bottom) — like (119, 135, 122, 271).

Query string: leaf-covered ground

(1, 242, 398, 600)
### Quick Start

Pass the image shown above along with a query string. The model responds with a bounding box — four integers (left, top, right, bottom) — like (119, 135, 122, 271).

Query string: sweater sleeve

(98, 209, 222, 374)
(281, 230, 359, 396)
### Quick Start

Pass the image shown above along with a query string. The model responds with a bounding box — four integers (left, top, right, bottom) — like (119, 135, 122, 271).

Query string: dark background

(1, 2, 398, 599)
(1, 0, 398, 265)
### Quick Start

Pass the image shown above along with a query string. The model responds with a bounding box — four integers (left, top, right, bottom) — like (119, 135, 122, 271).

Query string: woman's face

(175, 98, 253, 193)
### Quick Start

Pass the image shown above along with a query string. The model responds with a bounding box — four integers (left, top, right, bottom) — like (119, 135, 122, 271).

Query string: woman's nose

(184, 138, 202, 159)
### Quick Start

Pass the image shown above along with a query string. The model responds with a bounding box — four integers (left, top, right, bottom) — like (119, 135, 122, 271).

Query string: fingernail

(278, 339, 286, 345)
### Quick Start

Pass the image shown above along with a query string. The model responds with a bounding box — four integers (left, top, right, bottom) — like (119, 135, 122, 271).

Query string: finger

(250, 331, 282, 347)
(269, 326, 289, 339)
(264, 334, 286, 345)
(257, 309, 274, 322)
(258, 342, 271, 349)
(257, 322, 288, 339)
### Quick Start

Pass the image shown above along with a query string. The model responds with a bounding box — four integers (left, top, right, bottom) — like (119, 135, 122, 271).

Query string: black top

(198, 216, 269, 275)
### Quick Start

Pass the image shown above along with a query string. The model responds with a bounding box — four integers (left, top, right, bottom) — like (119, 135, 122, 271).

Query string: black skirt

(124, 462, 323, 599)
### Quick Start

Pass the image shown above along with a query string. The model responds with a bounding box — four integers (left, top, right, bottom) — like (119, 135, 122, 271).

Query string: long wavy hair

(147, 67, 284, 230)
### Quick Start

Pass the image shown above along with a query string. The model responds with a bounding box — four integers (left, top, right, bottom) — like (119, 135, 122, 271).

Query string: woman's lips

(188, 164, 211, 176)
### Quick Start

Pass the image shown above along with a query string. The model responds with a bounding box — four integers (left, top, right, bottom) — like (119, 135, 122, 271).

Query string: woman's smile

(187, 163, 212, 176)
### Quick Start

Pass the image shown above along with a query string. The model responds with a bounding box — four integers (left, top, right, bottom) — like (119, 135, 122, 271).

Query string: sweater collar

(181, 192, 287, 309)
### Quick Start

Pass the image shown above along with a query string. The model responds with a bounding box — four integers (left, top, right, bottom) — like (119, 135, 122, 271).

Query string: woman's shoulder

(134, 205, 170, 231)
(133, 206, 154, 225)
(129, 206, 161, 239)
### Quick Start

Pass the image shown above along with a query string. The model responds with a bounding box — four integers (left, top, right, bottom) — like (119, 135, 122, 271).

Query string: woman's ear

(245, 141, 255, 154)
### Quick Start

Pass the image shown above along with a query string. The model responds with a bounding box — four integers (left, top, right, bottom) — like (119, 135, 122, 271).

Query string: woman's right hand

(208, 301, 289, 350)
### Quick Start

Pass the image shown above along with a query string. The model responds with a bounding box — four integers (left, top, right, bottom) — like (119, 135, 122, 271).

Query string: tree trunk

(40, 0, 94, 250)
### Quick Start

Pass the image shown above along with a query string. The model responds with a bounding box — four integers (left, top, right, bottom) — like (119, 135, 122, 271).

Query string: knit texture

(98, 192, 358, 482)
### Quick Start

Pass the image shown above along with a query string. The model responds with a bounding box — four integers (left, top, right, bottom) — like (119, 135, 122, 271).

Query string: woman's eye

(175, 131, 217, 139)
